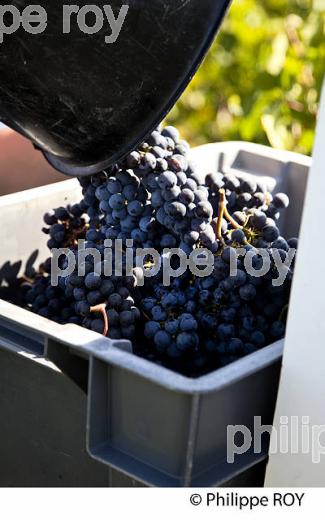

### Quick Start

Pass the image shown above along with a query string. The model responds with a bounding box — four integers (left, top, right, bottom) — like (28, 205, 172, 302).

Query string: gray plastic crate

(0, 142, 310, 487)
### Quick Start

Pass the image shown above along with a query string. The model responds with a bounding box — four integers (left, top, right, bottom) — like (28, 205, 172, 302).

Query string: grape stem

(224, 206, 243, 230)
(90, 304, 109, 337)
(213, 188, 226, 242)
(142, 310, 151, 321)
(21, 274, 34, 284)
(265, 192, 272, 207)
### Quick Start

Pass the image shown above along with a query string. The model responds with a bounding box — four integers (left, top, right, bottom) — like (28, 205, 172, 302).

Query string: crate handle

(0, 316, 44, 356)
(45, 338, 89, 393)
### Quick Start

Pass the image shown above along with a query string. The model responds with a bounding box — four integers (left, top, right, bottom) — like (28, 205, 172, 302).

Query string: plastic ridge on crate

(0, 142, 311, 487)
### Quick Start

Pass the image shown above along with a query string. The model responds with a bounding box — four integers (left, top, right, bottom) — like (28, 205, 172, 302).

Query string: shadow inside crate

(0, 250, 40, 305)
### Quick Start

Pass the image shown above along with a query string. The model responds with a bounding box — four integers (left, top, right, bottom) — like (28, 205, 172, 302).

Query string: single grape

(176, 332, 199, 351)
(154, 330, 171, 351)
(273, 193, 289, 209)
(239, 284, 257, 301)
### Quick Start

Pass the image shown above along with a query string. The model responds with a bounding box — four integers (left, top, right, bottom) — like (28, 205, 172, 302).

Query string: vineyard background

(166, 0, 325, 155)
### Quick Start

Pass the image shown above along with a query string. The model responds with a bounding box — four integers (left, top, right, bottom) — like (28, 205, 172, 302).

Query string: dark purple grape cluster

(138, 245, 292, 376)
(129, 127, 219, 254)
(67, 269, 141, 339)
(42, 203, 87, 250)
(25, 274, 82, 325)
(23, 124, 298, 377)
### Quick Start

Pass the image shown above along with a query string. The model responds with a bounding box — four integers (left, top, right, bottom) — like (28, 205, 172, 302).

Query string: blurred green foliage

(166, 0, 325, 155)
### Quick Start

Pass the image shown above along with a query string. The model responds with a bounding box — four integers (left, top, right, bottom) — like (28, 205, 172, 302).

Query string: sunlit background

(166, 0, 325, 155)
